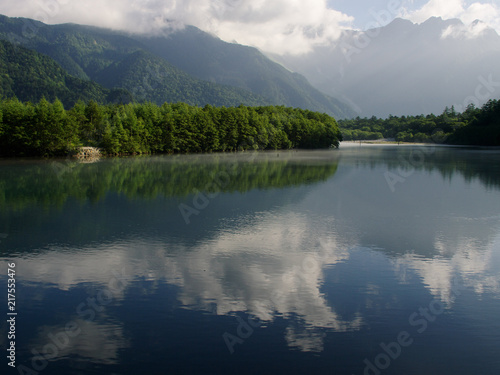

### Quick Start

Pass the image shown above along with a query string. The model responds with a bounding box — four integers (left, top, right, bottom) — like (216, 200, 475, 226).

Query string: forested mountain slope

(0, 14, 353, 116)
(0, 39, 131, 106)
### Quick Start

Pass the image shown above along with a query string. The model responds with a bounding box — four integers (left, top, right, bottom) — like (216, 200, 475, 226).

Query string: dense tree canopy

(0, 98, 342, 157)
(339, 100, 500, 146)
(0, 39, 131, 108)
(0, 15, 354, 117)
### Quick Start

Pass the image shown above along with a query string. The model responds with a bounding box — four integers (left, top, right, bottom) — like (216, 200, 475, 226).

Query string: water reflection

(32, 319, 129, 364)
(0, 151, 340, 212)
(5, 213, 362, 353)
(394, 233, 500, 303)
(1, 146, 500, 374)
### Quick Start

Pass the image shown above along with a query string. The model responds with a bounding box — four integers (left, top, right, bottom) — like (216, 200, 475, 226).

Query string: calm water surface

(1, 144, 500, 374)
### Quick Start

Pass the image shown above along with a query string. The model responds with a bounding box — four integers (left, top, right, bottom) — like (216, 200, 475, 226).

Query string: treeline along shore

(0, 98, 342, 157)
(339, 100, 500, 146)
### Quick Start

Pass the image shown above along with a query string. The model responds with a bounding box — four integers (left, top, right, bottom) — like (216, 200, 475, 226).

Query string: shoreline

(2, 143, 500, 163)
(341, 140, 441, 147)
(340, 141, 500, 149)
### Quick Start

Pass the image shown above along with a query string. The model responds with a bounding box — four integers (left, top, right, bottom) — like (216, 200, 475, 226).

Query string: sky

(0, 0, 499, 55)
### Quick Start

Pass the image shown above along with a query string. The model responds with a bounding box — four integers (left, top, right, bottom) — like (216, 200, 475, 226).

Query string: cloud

(2, 211, 362, 352)
(204, 0, 354, 54)
(401, 0, 466, 23)
(2, 0, 498, 53)
(393, 230, 500, 304)
(0, 0, 353, 55)
(400, 0, 500, 36)
(460, 2, 500, 32)
(33, 319, 129, 364)
(441, 20, 490, 39)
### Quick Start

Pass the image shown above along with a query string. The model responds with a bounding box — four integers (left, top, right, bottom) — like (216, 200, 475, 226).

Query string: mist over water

(1, 146, 500, 374)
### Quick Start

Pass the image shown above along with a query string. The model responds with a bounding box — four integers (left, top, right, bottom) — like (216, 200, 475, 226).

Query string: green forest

(0, 39, 132, 107)
(0, 98, 342, 156)
(339, 100, 500, 146)
(0, 15, 354, 118)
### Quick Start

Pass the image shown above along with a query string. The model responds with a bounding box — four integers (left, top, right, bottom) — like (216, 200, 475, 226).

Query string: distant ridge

(0, 14, 269, 108)
(0, 14, 354, 117)
(135, 26, 355, 118)
(271, 17, 500, 117)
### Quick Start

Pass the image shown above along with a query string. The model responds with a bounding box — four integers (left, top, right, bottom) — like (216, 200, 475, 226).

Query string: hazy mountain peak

(271, 14, 500, 118)
(422, 16, 444, 23)
(416, 16, 461, 34)
(441, 17, 496, 40)
(383, 17, 415, 31)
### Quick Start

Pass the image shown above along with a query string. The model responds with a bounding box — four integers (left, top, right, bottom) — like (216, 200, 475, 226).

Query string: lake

(1, 144, 500, 375)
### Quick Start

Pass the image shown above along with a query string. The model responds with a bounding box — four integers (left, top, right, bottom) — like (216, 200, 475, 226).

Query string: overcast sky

(0, 0, 499, 54)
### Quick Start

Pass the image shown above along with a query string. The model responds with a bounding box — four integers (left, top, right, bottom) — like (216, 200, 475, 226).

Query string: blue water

(1, 145, 500, 374)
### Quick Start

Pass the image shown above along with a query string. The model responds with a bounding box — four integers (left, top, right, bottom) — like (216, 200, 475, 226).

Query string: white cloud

(0, 0, 353, 55)
(206, 0, 354, 54)
(33, 319, 129, 364)
(400, 0, 466, 23)
(2, 211, 361, 352)
(393, 231, 500, 304)
(461, 2, 500, 32)
(2, 1, 499, 53)
(400, 0, 500, 36)
(441, 20, 490, 39)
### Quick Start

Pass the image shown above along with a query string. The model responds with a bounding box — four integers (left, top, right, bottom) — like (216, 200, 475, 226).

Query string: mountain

(270, 17, 500, 118)
(0, 15, 270, 108)
(0, 39, 131, 106)
(134, 27, 355, 118)
(93, 49, 268, 107)
(0, 14, 354, 117)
